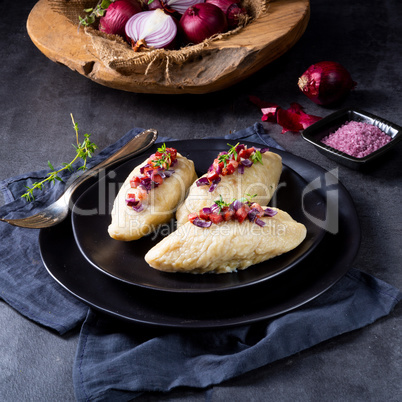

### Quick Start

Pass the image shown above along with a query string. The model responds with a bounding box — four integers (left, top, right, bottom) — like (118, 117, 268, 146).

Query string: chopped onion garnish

(255, 218, 266, 227)
(238, 164, 244, 174)
(140, 178, 152, 192)
(196, 177, 209, 186)
(132, 203, 144, 212)
(209, 177, 221, 192)
(241, 159, 253, 167)
(140, 163, 152, 174)
(231, 199, 243, 211)
(260, 147, 269, 153)
(193, 217, 212, 228)
(126, 196, 144, 212)
(263, 207, 277, 217)
(247, 208, 260, 222)
(210, 203, 220, 214)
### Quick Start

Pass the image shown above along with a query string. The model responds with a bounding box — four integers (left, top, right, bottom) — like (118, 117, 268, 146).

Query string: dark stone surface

(1, 0, 401, 400)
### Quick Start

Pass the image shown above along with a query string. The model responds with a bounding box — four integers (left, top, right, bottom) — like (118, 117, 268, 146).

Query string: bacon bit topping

(195, 143, 269, 192)
(188, 194, 277, 227)
(125, 144, 177, 211)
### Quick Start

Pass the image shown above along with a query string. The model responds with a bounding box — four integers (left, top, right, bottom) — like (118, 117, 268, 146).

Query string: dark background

(1, 0, 401, 400)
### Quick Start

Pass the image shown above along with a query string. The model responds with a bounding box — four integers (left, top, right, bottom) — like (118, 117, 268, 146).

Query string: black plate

(39, 140, 361, 329)
(71, 144, 326, 293)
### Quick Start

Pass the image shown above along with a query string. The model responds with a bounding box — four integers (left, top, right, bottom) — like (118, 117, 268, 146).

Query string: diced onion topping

(188, 195, 277, 227)
(126, 144, 177, 212)
(195, 143, 269, 190)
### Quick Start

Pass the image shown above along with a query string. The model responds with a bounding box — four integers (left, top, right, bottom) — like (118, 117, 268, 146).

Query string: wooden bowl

(27, 0, 310, 94)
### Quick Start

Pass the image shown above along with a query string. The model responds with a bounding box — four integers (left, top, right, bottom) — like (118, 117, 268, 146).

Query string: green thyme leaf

(78, 0, 114, 28)
(21, 114, 97, 202)
(214, 195, 230, 213)
(250, 150, 263, 164)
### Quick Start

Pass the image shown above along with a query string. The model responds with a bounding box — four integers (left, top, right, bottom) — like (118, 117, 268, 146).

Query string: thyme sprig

(250, 150, 263, 165)
(213, 193, 257, 213)
(78, 0, 114, 28)
(214, 195, 229, 213)
(218, 142, 239, 167)
(21, 115, 97, 202)
(152, 143, 173, 170)
(238, 193, 257, 204)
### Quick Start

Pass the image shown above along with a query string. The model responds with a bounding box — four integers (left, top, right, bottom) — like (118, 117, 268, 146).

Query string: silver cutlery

(0, 128, 158, 229)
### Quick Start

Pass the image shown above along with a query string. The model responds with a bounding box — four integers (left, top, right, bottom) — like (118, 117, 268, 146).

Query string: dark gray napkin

(73, 269, 401, 401)
(0, 123, 400, 401)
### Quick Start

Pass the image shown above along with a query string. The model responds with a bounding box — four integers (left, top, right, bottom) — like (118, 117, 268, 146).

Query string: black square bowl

(301, 108, 402, 170)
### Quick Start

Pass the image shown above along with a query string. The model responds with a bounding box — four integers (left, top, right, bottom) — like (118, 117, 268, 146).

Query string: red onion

(180, 3, 228, 44)
(125, 9, 178, 51)
(206, 0, 247, 28)
(98, 0, 142, 37)
(147, 0, 164, 11)
(149, 0, 203, 15)
(298, 61, 357, 106)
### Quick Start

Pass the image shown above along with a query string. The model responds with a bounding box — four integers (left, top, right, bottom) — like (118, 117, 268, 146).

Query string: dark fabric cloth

(0, 123, 400, 400)
(73, 268, 401, 401)
(0, 127, 147, 334)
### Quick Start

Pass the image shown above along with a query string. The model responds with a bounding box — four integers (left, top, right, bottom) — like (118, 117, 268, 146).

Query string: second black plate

(71, 141, 326, 294)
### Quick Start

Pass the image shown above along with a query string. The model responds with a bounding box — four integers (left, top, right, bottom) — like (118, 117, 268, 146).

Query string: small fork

(0, 128, 158, 229)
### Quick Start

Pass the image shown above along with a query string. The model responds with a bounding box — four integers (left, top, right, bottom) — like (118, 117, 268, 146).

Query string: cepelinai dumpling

(108, 145, 197, 241)
(145, 198, 306, 274)
(175, 143, 282, 226)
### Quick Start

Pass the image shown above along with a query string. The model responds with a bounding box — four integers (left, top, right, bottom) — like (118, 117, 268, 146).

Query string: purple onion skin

(180, 3, 228, 44)
(99, 0, 142, 37)
(298, 61, 357, 106)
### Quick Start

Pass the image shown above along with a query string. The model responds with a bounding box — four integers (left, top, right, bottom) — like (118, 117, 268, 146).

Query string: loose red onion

(99, 0, 142, 37)
(180, 3, 228, 44)
(298, 61, 357, 106)
(125, 9, 178, 51)
(206, 0, 247, 28)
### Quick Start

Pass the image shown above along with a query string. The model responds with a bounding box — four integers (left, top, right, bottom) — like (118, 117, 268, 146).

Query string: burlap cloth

(49, 0, 269, 79)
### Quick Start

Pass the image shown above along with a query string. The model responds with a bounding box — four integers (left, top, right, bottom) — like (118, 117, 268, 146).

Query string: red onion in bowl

(125, 9, 178, 51)
(180, 3, 228, 44)
(98, 0, 142, 37)
(148, 0, 204, 15)
(147, 0, 164, 10)
(206, 0, 247, 28)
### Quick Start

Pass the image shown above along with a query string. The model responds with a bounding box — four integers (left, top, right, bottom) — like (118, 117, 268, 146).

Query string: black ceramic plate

(39, 140, 361, 329)
(71, 142, 326, 293)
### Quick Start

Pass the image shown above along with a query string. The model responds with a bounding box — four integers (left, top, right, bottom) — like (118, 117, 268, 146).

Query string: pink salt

(321, 121, 391, 158)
